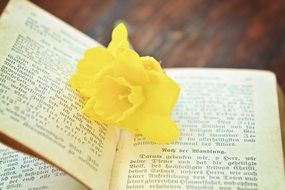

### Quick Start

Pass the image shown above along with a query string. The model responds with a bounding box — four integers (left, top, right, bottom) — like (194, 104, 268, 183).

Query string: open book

(0, 0, 284, 189)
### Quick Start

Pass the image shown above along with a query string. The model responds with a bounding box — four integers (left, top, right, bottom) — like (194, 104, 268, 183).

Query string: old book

(0, 0, 284, 189)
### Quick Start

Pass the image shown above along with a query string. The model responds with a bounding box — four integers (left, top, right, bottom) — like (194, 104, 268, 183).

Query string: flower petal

(82, 97, 103, 121)
(141, 56, 163, 73)
(108, 23, 129, 57)
(137, 113, 179, 144)
(141, 72, 180, 115)
(78, 46, 114, 74)
(69, 46, 114, 93)
(118, 112, 140, 134)
(83, 97, 140, 134)
(112, 49, 149, 85)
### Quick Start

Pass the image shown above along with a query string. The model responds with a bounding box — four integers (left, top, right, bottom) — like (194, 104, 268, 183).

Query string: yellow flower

(70, 23, 180, 144)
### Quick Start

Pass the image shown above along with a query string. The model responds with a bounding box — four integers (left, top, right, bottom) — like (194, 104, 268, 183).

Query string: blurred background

(1, 0, 285, 92)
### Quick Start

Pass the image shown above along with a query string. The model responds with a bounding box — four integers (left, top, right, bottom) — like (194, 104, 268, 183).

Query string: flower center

(93, 76, 144, 123)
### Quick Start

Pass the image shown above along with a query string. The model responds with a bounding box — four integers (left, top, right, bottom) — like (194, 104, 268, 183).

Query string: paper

(0, 0, 119, 189)
(110, 69, 285, 190)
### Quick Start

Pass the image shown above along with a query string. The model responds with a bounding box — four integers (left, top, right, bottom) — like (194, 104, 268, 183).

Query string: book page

(0, 0, 120, 189)
(0, 143, 87, 190)
(110, 68, 285, 190)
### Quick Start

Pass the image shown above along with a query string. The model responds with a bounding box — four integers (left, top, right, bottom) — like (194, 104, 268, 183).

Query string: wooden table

(1, 0, 285, 92)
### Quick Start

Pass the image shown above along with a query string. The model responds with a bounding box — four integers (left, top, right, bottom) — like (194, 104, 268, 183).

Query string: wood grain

(1, 0, 285, 92)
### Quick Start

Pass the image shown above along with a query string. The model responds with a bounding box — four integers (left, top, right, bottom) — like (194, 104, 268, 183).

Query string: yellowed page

(0, 1, 120, 189)
(110, 68, 285, 190)
(0, 143, 88, 190)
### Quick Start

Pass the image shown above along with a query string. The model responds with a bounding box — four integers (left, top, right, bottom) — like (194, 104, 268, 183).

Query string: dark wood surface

(1, 0, 285, 93)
